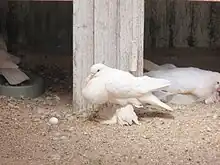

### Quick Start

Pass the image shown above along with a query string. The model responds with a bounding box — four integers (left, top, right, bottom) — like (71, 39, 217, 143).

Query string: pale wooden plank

(116, 0, 121, 69)
(130, 0, 139, 72)
(109, 0, 119, 68)
(118, 0, 133, 71)
(135, 0, 144, 76)
(73, 0, 94, 111)
(94, 0, 118, 68)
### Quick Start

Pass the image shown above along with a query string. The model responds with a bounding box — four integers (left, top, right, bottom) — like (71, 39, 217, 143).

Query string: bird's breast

(82, 78, 109, 104)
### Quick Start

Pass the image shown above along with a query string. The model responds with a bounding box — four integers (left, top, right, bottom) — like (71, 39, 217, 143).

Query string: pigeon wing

(105, 74, 171, 98)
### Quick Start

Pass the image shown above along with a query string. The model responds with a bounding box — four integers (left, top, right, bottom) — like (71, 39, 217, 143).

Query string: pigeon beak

(217, 87, 220, 91)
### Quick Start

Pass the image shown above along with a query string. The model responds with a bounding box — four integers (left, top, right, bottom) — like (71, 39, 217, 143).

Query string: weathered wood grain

(194, 2, 210, 47)
(173, 0, 191, 47)
(118, 0, 133, 71)
(94, 0, 118, 68)
(135, 0, 144, 76)
(73, 0, 94, 111)
(144, 0, 220, 49)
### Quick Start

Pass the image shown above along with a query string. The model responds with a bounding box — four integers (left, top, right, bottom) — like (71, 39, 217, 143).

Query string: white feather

(144, 60, 220, 104)
(82, 63, 173, 111)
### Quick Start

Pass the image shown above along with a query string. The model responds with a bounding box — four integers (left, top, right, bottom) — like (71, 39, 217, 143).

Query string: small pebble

(41, 132, 46, 136)
(68, 127, 75, 131)
(142, 135, 151, 139)
(32, 118, 41, 122)
(26, 104, 31, 108)
(60, 136, 68, 140)
(52, 137, 59, 141)
(206, 127, 212, 132)
(54, 132, 61, 136)
(37, 107, 45, 114)
(54, 95, 60, 101)
(213, 114, 218, 119)
(50, 154, 61, 160)
(46, 96, 52, 100)
(49, 117, 59, 125)
(67, 116, 75, 121)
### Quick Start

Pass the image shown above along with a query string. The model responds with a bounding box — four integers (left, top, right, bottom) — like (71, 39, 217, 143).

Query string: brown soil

(0, 92, 220, 165)
(1, 49, 220, 165)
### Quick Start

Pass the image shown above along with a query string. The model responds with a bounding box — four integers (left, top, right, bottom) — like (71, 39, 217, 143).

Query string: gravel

(0, 93, 220, 165)
(0, 66, 220, 165)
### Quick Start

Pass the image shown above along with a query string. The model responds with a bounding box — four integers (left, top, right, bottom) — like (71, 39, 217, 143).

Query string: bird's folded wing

(105, 76, 171, 98)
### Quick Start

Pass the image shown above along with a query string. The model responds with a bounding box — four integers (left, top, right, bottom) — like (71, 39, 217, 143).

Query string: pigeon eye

(97, 69, 100, 72)
(217, 82, 219, 85)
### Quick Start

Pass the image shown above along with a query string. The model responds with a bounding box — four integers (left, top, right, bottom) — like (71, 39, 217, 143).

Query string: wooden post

(73, 0, 145, 112)
(73, 0, 94, 112)
(134, 0, 144, 76)
(94, 0, 118, 67)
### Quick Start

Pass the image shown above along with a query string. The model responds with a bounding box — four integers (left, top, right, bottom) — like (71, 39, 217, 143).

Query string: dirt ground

(1, 89, 220, 165)
(1, 50, 220, 165)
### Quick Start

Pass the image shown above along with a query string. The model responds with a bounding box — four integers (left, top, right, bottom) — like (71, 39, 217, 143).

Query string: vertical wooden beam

(136, 0, 145, 76)
(73, 0, 145, 112)
(73, 0, 94, 111)
(130, 0, 138, 72)
(94, 0, 118, 68)
(131, 0, 144, 75)
(118, 0, 133, 71)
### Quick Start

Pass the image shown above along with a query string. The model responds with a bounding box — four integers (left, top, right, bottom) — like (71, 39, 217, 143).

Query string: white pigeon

(144, 59, 220, 104)
(82, 63, 173, 111)
(144, 59, 176, 71)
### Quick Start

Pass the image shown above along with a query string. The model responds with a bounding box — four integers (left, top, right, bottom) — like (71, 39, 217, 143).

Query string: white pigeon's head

(90, 63, 107, 74)
(85, 63, 108, 83)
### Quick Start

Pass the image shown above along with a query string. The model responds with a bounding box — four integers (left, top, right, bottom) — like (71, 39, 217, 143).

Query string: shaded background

(6, 1, 72, 55)
(144, 0, 220, 71)
(1, 1, 220, 72)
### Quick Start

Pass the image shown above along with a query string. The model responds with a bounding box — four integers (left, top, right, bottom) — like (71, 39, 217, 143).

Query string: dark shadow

(136, 110, 174, 120)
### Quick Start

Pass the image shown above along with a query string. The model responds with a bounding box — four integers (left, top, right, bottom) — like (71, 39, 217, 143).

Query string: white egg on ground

(49, 117, 59, 125)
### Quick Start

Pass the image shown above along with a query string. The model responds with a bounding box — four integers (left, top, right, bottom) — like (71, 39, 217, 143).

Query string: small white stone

(68, 127, 75, 131)
(54, 132, 61, 136)
(49, 117, 59, 125)
(213, 114, 218, 119)
(60, 136, 68, 140)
